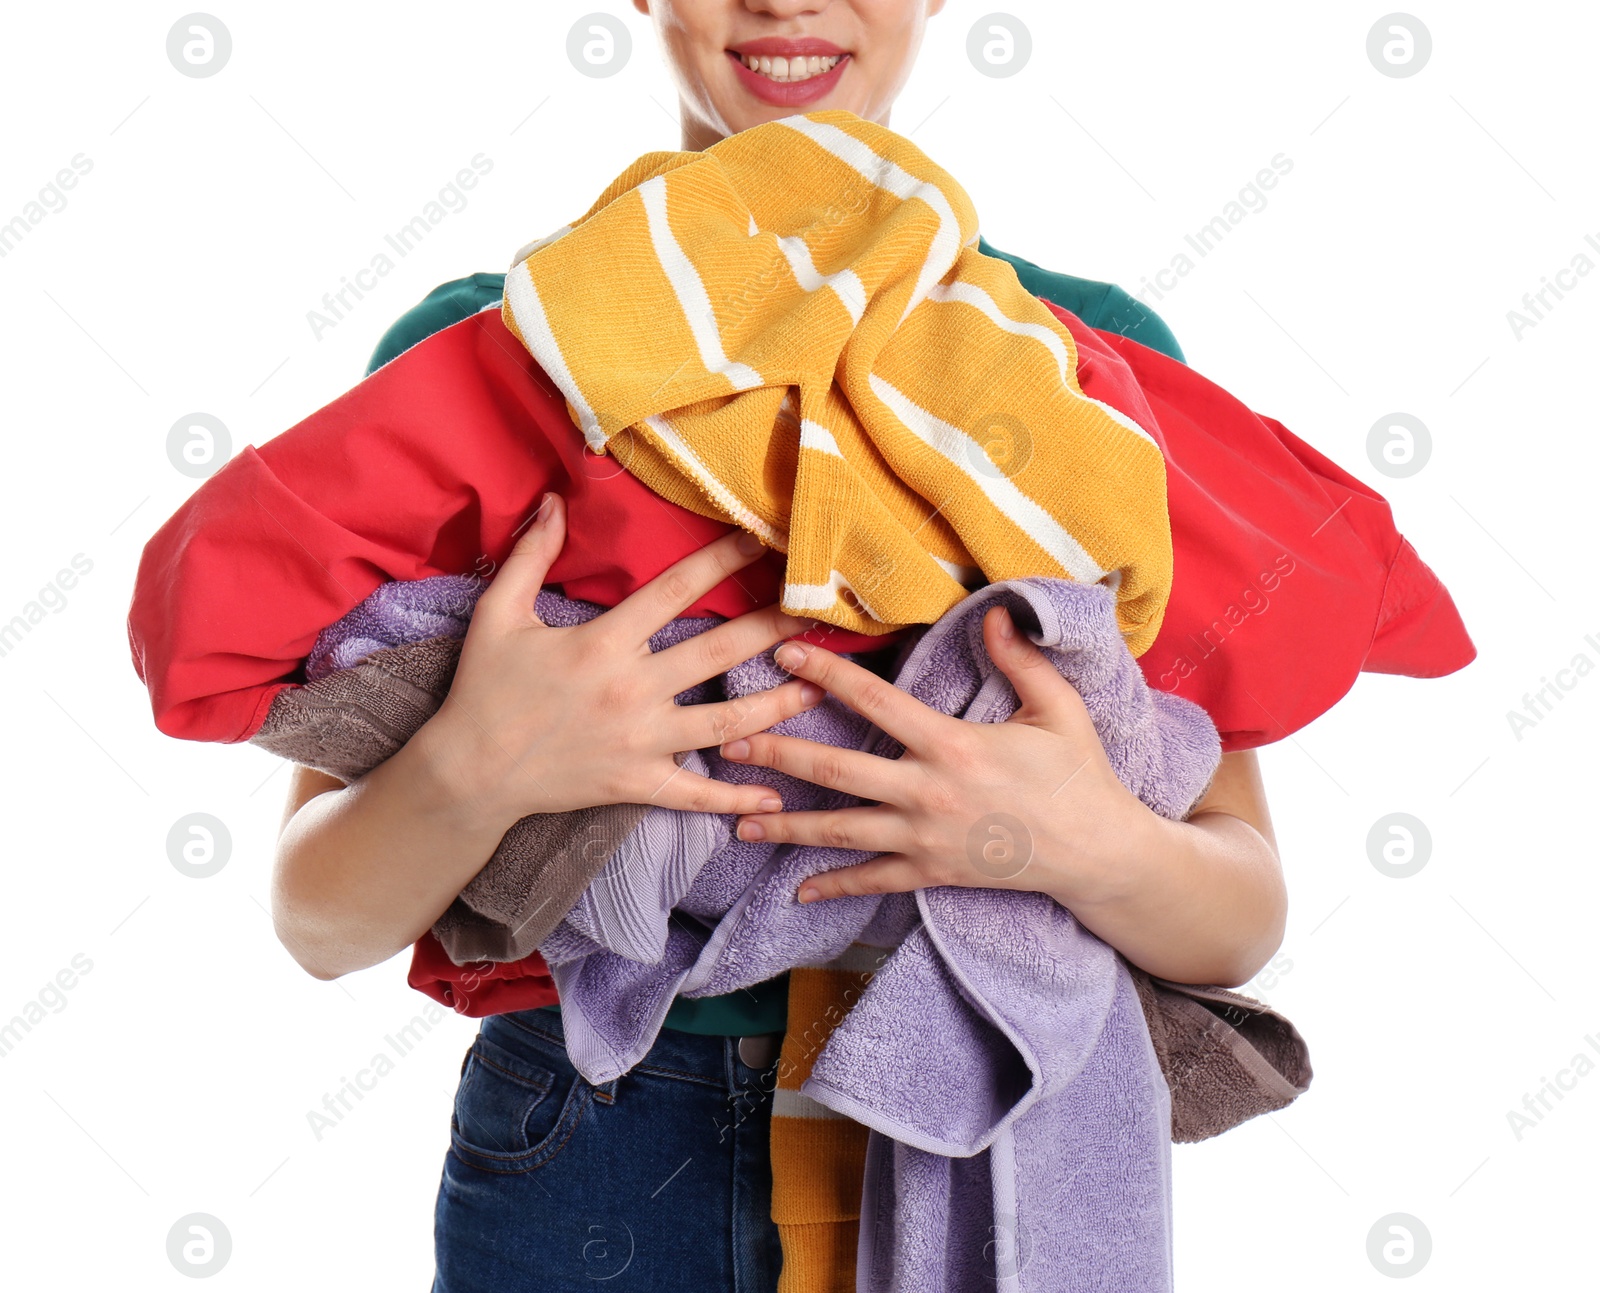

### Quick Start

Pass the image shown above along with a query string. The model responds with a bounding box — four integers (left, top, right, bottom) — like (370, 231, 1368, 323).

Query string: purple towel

(307, 573, 1221, 1290)
(305, 574, 483, 681)
(537, 578, 1214, 1292)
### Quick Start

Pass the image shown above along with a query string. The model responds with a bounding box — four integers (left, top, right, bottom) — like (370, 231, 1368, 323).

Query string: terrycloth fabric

(262, 571, 1310, 1120)
(262, 569, 1313, 1289)
(303, 575, 481, 682)
(257, 579, 726, 962)
(502, 110, 1174, 648)
(770, 945, 885, 1293)
(532, 574, 1218, 1291)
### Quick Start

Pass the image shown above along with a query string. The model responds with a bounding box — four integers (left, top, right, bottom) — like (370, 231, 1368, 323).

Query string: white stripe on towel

(799, 419, 843, 456)
(642, 415, 787, 550)
(776, 234, 868, 324)
(502, 264, 604, 449)
(868, 375, 1109, 584)
(773, 1088, 851, 1120)
(776, 115, 962, 325)
(784, 570, 883, 622)
(638, 176, 763, 392)
(925, 280, 1160, 453)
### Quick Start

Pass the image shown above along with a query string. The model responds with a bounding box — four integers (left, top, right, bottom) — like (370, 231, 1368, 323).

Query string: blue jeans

(432, 1007, 785, 1291)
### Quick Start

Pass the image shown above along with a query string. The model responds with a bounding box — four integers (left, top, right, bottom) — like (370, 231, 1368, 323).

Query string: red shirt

(127, 301, 1475, 1015)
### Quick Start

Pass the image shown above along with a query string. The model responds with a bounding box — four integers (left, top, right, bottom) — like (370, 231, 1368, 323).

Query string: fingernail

(722, 738, 751, 760)
(775, 641, 808, 670)
(799, 682, 824, 705)
(534, 492, 558, 524)
(797, 885, 820, 903)
(737, 819, 766, 841)
(757, 796, 782, 812)
(996, 608, 1015, 639)
(736, 531, 764, 556)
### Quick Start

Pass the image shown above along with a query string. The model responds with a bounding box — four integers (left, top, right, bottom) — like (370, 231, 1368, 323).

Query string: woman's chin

(716, 89, 872, 137)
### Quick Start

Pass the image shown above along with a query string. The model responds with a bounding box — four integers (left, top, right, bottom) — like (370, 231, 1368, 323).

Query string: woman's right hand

(417, 492, 822, 829)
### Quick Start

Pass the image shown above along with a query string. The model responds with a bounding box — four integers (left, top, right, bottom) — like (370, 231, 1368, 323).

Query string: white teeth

(739, 52, 842, 83)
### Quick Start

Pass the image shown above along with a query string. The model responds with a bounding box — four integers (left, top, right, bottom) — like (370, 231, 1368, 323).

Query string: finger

(643, 764, 787, 817)
(733, 805, 908, 854)
(721, 730, 906, 805)
(602, 530, 772, 645)
(472, 493, 565, 627)
(983, 605, 1091, 732)
(769, 640, 942, 751)
(669, 680, 826, 750)
(795, 856, 930, 903)
(653, 604, 815, 693)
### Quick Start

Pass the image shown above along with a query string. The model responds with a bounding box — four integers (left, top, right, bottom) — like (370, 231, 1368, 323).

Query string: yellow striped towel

(501, 109, 1173, 648)
(769, 944, 887, 1292)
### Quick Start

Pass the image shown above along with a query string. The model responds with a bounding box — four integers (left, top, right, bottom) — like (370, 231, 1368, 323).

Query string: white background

(1, 0, 1596, 1288)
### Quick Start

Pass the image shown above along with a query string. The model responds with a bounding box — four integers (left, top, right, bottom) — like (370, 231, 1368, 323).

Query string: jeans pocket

(449, 1032, 592, 1175)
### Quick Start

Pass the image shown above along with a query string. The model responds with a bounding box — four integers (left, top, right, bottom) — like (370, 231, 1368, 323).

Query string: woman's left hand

(720, 604, 1158, 908)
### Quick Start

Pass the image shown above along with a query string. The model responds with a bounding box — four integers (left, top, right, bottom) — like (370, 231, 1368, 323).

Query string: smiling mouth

(731, 51, 847, 83)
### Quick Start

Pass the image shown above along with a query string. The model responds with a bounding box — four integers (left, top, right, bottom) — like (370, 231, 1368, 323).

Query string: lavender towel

(530, 577, 1217, 1293)
(306, 575, 483, 681)
(306, 573, 1222, 1291)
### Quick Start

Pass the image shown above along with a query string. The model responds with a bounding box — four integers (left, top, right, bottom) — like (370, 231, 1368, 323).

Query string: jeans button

(737, 1033, 780, 1070)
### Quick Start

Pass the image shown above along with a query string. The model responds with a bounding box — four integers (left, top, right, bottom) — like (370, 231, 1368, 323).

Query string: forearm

(1057, 807, 1286, 988)
(271, 719, 515, 980)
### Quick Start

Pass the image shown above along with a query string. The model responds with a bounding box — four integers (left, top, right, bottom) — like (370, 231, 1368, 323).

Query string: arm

(1070, 747, 1283, 988)
(721, 606, 1286, 989)
(271, 496, 821, 980)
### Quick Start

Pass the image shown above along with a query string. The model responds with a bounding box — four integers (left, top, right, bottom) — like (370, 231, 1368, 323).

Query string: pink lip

(730, 36, 847, 58)
(727, 47, 849, 107)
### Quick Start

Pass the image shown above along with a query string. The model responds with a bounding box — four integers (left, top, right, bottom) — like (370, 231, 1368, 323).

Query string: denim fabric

(433, 1007, 784, 1291)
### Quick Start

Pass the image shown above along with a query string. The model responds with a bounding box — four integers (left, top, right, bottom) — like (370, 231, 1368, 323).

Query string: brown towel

(250, 636, 649, 961)
(1126, 961, 1313, 1141)
(253, 636, 1313, 1140)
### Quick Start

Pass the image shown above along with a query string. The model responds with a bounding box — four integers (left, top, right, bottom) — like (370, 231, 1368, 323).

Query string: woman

(274, 2, 1286, 1288)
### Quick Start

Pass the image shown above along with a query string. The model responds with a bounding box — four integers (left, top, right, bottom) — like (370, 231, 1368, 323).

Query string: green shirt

(367, 240, 1183, 1035)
